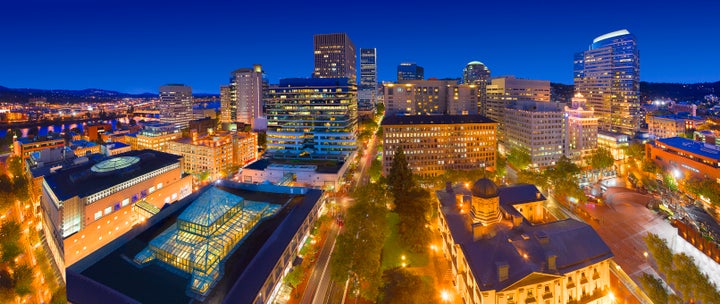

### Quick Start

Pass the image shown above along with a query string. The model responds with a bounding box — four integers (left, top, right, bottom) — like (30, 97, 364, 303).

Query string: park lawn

(381, 212, 428, 270)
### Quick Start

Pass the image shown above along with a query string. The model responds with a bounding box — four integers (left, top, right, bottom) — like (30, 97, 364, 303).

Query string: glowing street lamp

(440, 290, 451, 302)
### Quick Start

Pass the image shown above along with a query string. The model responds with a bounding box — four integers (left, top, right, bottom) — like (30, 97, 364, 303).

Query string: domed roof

(467, 61, 485, 66)
(471, 178, 499, 198)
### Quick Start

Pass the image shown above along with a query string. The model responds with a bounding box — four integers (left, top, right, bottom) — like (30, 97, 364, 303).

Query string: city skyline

(2, 0, 720, 93)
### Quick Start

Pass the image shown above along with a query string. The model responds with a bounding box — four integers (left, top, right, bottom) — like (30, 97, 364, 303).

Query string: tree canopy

(590, 148, 614, 171)
(330, 183, 389, 300)
(380, 267, 436, 304)
(506, 147, 531, 170)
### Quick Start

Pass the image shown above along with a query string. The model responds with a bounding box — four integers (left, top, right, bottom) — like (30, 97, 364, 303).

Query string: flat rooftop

(67, 182, 322, 304)
(43, 149, 182, 201)
(244, 158, 344, 174)
(382, 114, 496, 126)
(656, 137, 720, 161)
(437, 183, 613, 291)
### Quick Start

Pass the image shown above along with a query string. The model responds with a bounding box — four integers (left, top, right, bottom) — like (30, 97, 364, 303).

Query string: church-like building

(436, 178, 615, 304)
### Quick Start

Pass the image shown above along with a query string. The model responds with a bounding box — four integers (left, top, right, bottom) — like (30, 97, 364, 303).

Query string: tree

(0, 221, 22, 264)
(684, 177, 720, 207)
(590, 148, 614, 172)
(380, 267, 437, 304)
(507, 147, 531, 170)
(330, 183, 389, 300)
(396, 188, 432, 253)
(13, 264, 34, 296)
(257, 132, 267, 150)
(626, 142, 646, 160)
(639, 273, 669, 304)
(387, 147, 414, 202)
(496, 154, 507, 178)
(6, 155, 24, 179)
(644, 233, 673, 274)
(50, 286, 67, 304)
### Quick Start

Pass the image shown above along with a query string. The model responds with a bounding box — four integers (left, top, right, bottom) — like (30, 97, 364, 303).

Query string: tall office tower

(565, 93, 598, 165)
(504, 100, 565, 169)
(220, 85, 232, 123)
(265, 78, 357, 160)
(313, 33, 356, 83)
(358, 48, 378, 117)
(397, 62, 424, 81)
(383, 80, 478, 116)
(158, 84, 193, 130)
(463, 61, 492, 115)
(485, 76, 551, 139)
(574, 29, 640, 136)
(222, 65, 266, 130)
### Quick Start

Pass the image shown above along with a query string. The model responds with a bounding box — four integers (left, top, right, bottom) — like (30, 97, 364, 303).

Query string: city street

(582, 187, 720, 291)
(298, 122, 381, 304)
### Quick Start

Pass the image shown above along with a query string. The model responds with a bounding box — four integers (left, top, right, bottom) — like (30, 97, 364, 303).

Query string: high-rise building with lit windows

(358, 48, 378, 117)
(265, 78, 357, 160)
(463, 61, 491, 115)
(313, 33, 356, 83)
(504, 100, 565, 169)
(220, 65, 266, 130)
(158, 84, 193, 130)
(397, 62, 424, 81)
(574, 29, 640, 136)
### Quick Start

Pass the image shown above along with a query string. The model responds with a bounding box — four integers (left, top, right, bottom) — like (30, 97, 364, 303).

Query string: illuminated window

(94, 211, 102, 221)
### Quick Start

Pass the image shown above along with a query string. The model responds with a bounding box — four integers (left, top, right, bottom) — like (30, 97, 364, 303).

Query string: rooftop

(44, 149, 182, 201)
(656, 137, 720, 161)
(69, 182, 322, 304)
(592, 29, 631, 44)
(381, 114, 496, 126)
(437, 183, 613, 291)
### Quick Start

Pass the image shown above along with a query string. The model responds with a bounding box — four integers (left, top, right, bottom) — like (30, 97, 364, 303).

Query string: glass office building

(574, 29, 640, 136)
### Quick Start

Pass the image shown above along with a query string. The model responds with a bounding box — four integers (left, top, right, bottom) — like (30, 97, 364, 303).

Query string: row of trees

(516, 156, 588, 203)
(642, 233, 720, 303)
(330, 147, 435, 302)
(330, 183, 389, 300)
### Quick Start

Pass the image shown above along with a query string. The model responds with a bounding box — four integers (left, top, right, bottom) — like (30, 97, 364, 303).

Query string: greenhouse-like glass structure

(134, 186, 280, 297)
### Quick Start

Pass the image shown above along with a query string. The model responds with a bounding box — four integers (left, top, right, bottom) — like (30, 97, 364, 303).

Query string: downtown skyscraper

(158, 84, 193, 130)
(358, 48, 378, 117)
(220, 65, 266, 130)
(313, 33, 356, 83)
(574, 29, 640, 136)
(397, 62, 424, 81)
(463, 61, 491, 115)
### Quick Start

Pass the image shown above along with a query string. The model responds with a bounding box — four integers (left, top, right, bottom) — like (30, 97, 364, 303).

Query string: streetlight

(440, 290, 451, 302)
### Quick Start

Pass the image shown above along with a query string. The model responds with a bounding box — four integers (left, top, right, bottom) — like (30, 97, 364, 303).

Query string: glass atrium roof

(90, 156, 140, 173)
(133, 187, 280, 298)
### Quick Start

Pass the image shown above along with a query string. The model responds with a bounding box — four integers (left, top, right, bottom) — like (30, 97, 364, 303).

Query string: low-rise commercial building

(597, 131, 629, 161)
(646, 137, 720, 184)
(647, 114, 705, 139)
(436, 178, 614, 304)
(240, 158, 349, 191)
(167, 131, 257, 180)
(124, 122, 182, 152)
(40, 150, 193, 269)
(381, 115, 497, 178)
(14, 135, 66, 159)
(66, 181, 324, 304)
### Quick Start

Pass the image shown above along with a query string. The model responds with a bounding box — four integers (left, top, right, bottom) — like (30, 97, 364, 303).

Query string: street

(298, 123, 381, 304)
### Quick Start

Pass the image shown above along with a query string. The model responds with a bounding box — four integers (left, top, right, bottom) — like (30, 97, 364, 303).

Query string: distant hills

(551, 81, 720, 103)
(0, 86, 217, 103)
(1, 81, 719, 104)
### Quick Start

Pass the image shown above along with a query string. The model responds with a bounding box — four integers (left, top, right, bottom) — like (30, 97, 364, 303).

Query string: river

(0, 101, 220, 138)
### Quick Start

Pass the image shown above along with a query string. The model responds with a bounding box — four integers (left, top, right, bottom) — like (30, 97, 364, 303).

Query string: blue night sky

(1, 0, 719, 94)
